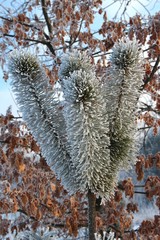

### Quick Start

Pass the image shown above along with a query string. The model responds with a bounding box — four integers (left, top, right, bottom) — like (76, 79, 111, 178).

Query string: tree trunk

(87, 189, 96, 240)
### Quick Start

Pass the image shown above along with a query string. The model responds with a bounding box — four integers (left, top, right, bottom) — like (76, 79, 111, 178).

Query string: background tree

(0, 0, 160, 239)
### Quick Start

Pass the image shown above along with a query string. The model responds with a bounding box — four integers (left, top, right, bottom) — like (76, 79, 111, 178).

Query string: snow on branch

(105, 37, 144, 175)
(8, 51, 76, 193)
(60, 51, 111, 197)
(8, 38, 144, 199)
(59, 50, 93, 80)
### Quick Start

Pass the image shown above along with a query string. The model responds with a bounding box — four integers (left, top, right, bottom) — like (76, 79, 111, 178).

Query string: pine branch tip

(8, 50, 40, 78)
(111, 37, 143, 70)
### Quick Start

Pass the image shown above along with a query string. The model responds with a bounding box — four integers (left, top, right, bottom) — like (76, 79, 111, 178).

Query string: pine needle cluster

(9, 51, 76, 193)
(104, 38, 144, 176)
(8, 38, 144, 199)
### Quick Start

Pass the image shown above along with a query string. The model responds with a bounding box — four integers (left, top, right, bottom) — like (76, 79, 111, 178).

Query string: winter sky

(0, 0, 159, 116)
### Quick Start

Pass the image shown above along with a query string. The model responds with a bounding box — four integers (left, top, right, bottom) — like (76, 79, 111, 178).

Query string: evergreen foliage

(8, 38, 144, 199)
(8, 51, 76, 193)
(104, 37, 144, 175)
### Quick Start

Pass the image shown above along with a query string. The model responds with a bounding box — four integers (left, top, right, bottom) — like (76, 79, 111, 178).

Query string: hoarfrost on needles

(104, 37, 144, 176)
(8, 51, 76, 194)
(8, 37, 144, 199)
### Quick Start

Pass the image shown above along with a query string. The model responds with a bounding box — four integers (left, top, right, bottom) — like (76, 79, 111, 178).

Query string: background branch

(41, 0, 52, 34)
(143, 55, 160, 88)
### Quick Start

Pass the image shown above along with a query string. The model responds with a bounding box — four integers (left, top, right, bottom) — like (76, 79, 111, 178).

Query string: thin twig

(3, 33, 49, 44)
(143, 55, 160, 88)
(138, 126, 152, 131)
(70, 14, 86, 47)
(0, 15, 56, 55)
(41, 0, 52, 34)
(134, 191, 146, 194)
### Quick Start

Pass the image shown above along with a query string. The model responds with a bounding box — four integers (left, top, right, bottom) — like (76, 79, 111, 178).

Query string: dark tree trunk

(87, 189, 96, 240)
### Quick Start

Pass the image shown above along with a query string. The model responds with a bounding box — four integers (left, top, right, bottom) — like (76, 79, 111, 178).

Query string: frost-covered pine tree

(8, 37, 144, 240)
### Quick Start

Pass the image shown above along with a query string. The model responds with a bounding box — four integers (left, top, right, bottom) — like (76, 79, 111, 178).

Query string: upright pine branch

(8, 52, 76, 193)
(59, 51, 111, 239)
(105, 37, 144, 186)
(59, 51, 111, 197)
(8, 38, 144, 239)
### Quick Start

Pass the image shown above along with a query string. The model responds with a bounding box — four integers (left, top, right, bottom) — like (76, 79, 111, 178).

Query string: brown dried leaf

(30, 201, 38, 217)
(126, 203, 138, 213)
(114, 190, 122, 202)
(135, 160, 144, 181)
(21, 193, 28, 206)
(122, 178, 134, 198)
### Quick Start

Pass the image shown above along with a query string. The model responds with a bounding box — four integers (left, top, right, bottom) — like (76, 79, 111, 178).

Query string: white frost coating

(104, 37, 144, 175)
(16, 230, 57, 239)
(8, 41, 144, 199)
(58, 50, 93, 80)
(62, 68, 111, 197)
(8, 51, 76, 193)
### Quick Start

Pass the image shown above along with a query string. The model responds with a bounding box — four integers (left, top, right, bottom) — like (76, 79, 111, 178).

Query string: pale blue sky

(0, 0, 159, 116)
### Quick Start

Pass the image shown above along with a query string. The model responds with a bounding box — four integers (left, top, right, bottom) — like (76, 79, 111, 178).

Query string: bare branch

(143, 55, 160, 88)
(92, 51, 111, 57)
(41, 0, 52, 34)
(134, 191, 146, 194)
(138, 126, 152, 131)
(0, 15, 41, 31)
(70, 14, 86, 47)
(121, 0, 132, 17)
(17, 209, 36, 220)
(0, 15, 56, 56)
(136, 0, 151, 17)
(3, 33, 50, 45)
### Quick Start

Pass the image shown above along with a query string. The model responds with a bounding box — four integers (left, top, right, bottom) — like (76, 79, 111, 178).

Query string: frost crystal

(111, 37, 142, 71)
(63, 70, 111, 197)
(8, 40, 144, 199)
(8, 51, 76, 193)
(104, 37, 144, 176)
(58, 50, 93, 80)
